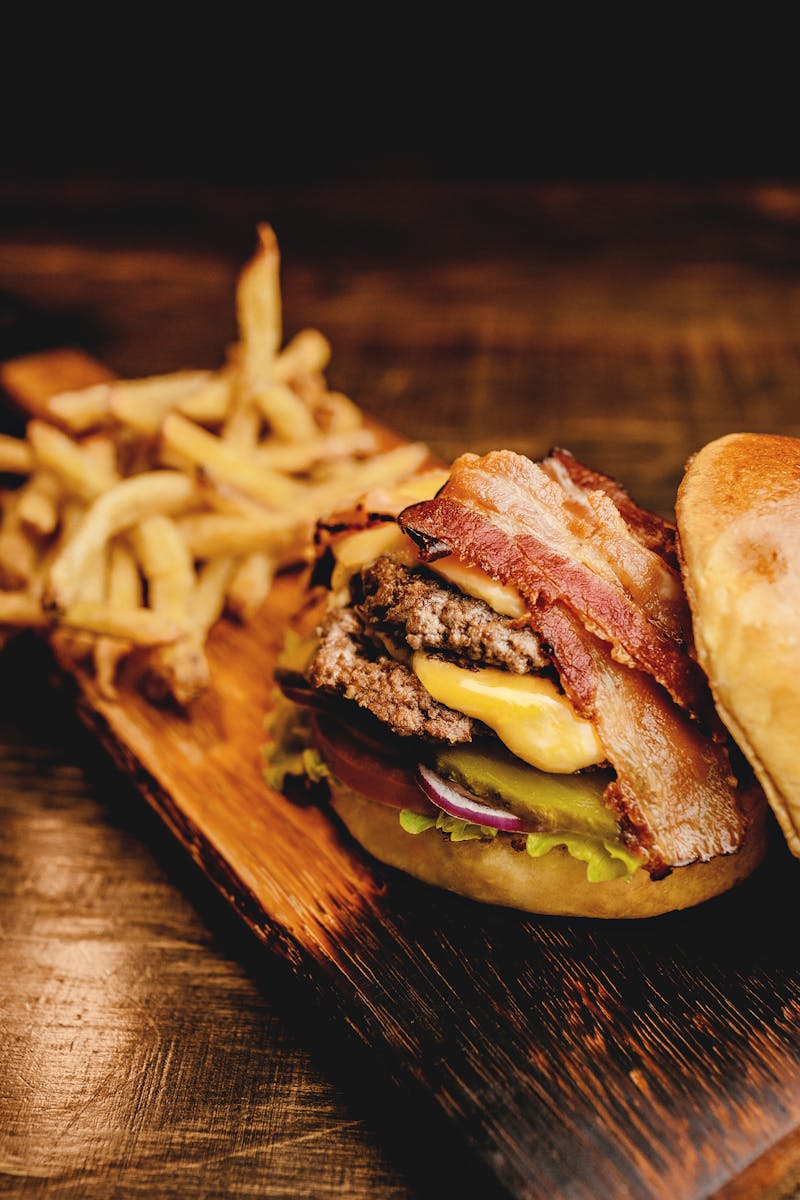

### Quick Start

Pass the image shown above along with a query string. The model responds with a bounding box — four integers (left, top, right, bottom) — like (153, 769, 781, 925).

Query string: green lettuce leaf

(399, 809, 499, 841)
(399, 809, 642, 882)
(399, 810, 437, 834)
(526, 831, 641, 882)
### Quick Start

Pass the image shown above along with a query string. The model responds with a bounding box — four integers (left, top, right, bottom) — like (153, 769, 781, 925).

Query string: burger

(268, 445, 771, 919)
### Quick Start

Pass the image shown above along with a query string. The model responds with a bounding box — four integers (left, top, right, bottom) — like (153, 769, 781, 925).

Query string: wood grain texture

(4, 184, 800, 1198)
(0, 638, 432, 1200)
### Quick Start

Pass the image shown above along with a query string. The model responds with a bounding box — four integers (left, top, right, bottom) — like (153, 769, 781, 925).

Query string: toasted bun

(677, 432, 800, 857)
(330, 780, 767, 919)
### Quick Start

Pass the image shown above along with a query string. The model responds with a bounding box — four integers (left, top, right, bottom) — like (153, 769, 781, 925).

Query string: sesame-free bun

(677, 432, 800, 857)
(330, 780, 767, 919)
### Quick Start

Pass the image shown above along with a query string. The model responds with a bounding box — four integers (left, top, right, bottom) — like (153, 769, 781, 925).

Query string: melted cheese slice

(429, 557, 526, 618)
(412, 653, 605, 773)
(332, 524, 419, 593)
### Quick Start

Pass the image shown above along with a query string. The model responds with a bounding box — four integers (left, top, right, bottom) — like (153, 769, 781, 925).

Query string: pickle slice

(434, 741, 619, 840)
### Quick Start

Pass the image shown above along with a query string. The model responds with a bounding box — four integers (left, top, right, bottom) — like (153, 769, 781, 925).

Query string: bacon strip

(401, 451, 711, 724)
(540, 447, 678, 567)
(398, 449, 745, 869)
(535, 605, 743, 871)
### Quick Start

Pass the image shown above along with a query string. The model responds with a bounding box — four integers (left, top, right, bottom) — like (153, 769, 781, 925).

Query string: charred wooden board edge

(712, 1121, 800, 1200)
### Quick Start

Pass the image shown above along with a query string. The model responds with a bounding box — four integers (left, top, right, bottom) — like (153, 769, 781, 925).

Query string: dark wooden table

(3, 180, 800, 1199)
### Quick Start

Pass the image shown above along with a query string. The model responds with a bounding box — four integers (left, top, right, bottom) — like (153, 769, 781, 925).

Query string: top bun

(676, 433, 800, 856)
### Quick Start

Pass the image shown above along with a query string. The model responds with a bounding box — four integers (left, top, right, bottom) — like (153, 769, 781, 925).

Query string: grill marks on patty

(306, 556, 551, 742)
(307, 608, 477, 742)
(355, 556, 548, 673)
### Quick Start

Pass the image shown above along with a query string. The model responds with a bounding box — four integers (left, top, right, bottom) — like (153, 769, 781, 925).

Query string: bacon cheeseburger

(269, 448, 768, 918)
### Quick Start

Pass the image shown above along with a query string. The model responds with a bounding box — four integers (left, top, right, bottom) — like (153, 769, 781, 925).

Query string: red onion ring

(416, 764, 531, 832)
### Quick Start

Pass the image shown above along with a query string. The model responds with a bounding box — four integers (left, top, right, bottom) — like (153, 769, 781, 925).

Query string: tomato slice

(312, 714, 434, 814)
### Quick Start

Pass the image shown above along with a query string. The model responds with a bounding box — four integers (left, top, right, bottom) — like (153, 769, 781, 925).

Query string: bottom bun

(331, 782, 769, 919)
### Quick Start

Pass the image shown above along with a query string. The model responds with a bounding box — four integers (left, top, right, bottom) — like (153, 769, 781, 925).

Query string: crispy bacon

(398, 449, 746, 870)
(400, 451, 711, 723)
(540, 447, 679, 567)
(535, 605, 743, 871)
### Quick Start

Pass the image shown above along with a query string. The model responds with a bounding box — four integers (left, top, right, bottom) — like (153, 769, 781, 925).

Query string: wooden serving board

(4, 349, 800, 1200)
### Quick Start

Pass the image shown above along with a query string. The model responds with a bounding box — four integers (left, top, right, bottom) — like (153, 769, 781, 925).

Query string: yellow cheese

(330, 469, 449, 588)
(412, 653, 605, 773)
(430, 557, 526, 618)
(334, 523, 415, 570)
(331, 524, 418, 592)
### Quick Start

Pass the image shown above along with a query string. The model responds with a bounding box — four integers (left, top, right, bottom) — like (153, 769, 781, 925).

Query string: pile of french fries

(0, 226, 428, 705)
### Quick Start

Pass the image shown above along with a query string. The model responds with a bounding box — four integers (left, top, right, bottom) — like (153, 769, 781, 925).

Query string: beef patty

(355, 556, 547, 673)
(307, 607, 477, 742)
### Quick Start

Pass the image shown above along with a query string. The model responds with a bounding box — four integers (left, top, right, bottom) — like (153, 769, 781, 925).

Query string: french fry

(225, 224, 284, 628)
(223, 397, 261, 449)
(108, 540, 142, 607)
(28, 420, 118, 502)
(160, 413, 300, 508)
(59, 602, 183, 645)
(131, 515, 210, 707)
(313, 390, 364, 434)
(94, 640, 123, 699)
(63, 521, 111, 659)
(31, 498, 83, 593)
(253, 428, 379, 474)
(141, 636, 209, 707)
(41, 500, 93, 669)
(273, 328, 331, 382)
(199, 483, 283, 520)
(226, 552, 276, 622)
(94, 541, 142, 699)
(292, 442, 431, 520)
(289, 370, 326, 410)
(357, 467, 452, 514)
(47, 472, 198, 609)
(83, 434, 118, 476)
(0, 491, 39, 590)
(46, 382, 114, 433)
(237, 223, 282, 392)
(252, 382, 319, 442)
(131, 515, 195, 619)
(17, 470, 61, 536)
(130, 545, 228, 706)
(0, 588, 179, 646)
(219, 361, 275, 630)
(192, 556, 238, 636)
(109, 370, 221, 436)
(0, 433, 34, 474)
(178, 375, 232, 426)
(242, 290, 329, 435)
(50, 499, 85, 554)
(177, 513, 304, 559)
(0, 591, 48, 626)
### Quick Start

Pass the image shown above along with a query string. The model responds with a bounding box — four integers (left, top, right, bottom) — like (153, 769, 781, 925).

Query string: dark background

(2, 26, 796, 193)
